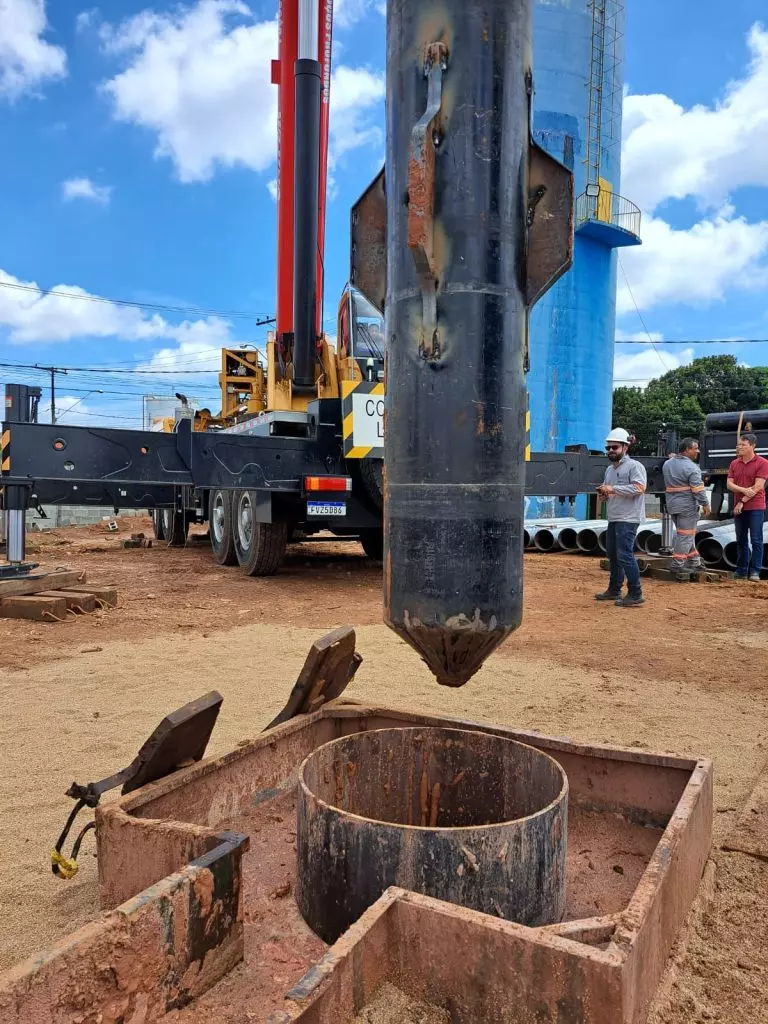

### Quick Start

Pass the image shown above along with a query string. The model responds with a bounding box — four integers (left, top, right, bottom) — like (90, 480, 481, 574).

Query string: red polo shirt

(728, 453, 768, 511)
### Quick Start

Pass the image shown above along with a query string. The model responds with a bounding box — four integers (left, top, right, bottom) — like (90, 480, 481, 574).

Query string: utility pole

(33, 365, 67, 423)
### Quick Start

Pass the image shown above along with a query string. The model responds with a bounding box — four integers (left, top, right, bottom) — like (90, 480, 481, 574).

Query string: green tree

(612, 355, 768, 455)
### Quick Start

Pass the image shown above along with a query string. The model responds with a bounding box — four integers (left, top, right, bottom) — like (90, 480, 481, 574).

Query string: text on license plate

(307, 501, 347, 517)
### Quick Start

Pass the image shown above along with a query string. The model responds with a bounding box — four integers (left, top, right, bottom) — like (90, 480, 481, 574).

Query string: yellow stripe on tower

(597, 177, 613, 223)
(525, 407, 531, 462)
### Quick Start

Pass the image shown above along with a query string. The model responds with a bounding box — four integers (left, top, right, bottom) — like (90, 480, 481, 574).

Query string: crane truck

(1, 0, 672, 597)
(149, 280, 386, 565)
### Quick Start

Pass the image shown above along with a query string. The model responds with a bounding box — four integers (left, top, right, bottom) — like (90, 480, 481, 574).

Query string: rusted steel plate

(350, 169, 386, 314)
(526, 141, 574, 307)
(263, 626, 362, 731)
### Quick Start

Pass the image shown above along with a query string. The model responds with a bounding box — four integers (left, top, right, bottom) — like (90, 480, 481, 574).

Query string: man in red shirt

(727, 432, 768, 580)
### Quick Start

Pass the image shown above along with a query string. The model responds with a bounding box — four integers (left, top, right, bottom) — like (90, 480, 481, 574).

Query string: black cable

(0, 280, 274, 321)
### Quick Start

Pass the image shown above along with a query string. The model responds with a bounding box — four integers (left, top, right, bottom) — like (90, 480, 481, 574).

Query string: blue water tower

(528, 0, 641, 517)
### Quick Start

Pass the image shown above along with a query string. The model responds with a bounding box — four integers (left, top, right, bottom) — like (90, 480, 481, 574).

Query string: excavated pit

(296, 727, 568, 943)
(0, 706, 712, 1024)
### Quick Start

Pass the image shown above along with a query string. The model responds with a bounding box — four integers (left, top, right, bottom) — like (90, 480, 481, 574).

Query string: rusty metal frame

(0, 703, 713, 1024)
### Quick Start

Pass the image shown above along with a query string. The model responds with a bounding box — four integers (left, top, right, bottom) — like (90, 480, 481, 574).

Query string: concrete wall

(0, 506, 145, 535)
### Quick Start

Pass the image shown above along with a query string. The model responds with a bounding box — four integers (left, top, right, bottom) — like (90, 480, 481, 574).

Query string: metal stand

(1, 384, 42, 578)
(660, 506, 674, 556)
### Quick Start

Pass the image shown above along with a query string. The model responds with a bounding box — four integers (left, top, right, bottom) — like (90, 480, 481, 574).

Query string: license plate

(307, 501, 347, 517)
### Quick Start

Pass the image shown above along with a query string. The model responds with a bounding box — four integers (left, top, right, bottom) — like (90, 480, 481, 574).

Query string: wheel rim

(211, 492, 225, 544)
(237, 492, 253, 551)
(161, 509, 173, 534)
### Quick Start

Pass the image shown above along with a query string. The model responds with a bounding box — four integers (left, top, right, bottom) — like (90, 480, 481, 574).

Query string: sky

(0, 0, 767, 426)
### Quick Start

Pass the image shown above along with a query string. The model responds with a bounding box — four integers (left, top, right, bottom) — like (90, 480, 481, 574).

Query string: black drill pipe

(704, 410, 768, 432)
(384, 0, 534, 686)
(292, 57, 322, 389)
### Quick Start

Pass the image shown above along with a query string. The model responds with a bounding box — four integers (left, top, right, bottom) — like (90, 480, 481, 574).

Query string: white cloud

(44, 394, 95, 422)
(613, 346, 694, 389)
(615, 329, 664, 343)
(62, 176, 113, 204)
(623, 25, 768, 213)
(99, 0, 383, 185)
(333, 0, 383, 29)
(137, 326, 234, 373)
(330, 65, 384, 163)
(0, 268, 235, 347)
(618, 24, 768, 317)
(39, 394, 143, 428)
(0, 0, 66, 99)
(617, 213, 768, 314)
(75, 8, 98, 33)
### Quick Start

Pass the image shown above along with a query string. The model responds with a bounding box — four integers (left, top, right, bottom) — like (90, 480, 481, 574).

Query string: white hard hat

(605, 427, 631, 444)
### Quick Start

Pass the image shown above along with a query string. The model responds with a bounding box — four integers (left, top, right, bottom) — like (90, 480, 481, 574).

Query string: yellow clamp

(51, 849, 79, 879)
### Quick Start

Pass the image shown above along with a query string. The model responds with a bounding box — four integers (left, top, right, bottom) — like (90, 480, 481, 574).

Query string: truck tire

(358, 458, 384, 510)
(360, 529, 384, 561)
(209, 489, 237, 565)
(161, 508, 189, 547)
(151, 509, 166, 541)
(233, 489, 287, 576)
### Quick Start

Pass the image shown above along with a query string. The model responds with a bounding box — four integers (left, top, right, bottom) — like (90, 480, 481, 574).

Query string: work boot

(595, 590, 621, 602)
(615, 594, 645, 608)
(749, 574, 762, 582)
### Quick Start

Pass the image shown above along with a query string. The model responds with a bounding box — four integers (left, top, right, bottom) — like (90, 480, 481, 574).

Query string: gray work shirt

(662, 454, 708, 515)
(603, 455, 647, 523)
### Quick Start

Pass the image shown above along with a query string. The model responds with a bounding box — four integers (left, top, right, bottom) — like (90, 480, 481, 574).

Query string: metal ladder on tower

(585, 0, 607, 217)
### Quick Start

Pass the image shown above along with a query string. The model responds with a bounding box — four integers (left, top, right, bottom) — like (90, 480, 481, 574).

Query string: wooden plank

(38, 590, 97, 613)
(0, 595, 68, 621)
(600, 557, 726, 584)
(81, 587, 118, 607)
(0, 570, 86, 600)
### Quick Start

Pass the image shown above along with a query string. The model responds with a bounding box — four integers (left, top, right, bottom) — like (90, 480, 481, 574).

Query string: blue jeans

(606, 521, 642, 597)
(734, 509, 764, 577)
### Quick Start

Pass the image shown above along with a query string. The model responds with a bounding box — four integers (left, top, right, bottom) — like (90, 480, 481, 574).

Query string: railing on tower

(575, 188, 641, 238)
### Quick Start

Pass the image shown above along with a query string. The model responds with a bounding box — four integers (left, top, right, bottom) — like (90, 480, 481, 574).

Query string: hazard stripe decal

(341, 383, 529, 462)
(341, 380, 384, 460)
(1, 428, 9, 473)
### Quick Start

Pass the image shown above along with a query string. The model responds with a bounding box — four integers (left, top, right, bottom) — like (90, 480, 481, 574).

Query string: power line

(616, 339, 768, 345)
(0, 279, 275, 322)
(618, 257, 672, 375)
(0, 360, 224, 376)
(59, 409, 143, 421)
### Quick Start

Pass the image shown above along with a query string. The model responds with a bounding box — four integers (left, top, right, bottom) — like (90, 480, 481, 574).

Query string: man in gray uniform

(662, 438, 711, 579)
(595, 428, 648, 607)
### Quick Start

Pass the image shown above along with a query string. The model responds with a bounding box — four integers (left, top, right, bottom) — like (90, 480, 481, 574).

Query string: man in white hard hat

(595, 428, 647, 607)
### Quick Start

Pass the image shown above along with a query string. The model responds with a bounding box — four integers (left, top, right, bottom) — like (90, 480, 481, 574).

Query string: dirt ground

(1, 516, 767, 1023)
